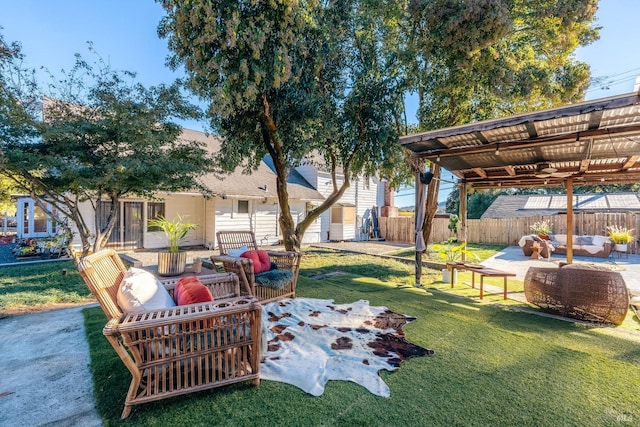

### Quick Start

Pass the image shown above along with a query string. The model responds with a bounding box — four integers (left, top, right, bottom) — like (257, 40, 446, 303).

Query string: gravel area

(0, 243, 17, 264)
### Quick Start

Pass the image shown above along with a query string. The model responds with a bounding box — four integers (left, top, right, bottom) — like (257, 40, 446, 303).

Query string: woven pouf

(524, 264, 629, 325)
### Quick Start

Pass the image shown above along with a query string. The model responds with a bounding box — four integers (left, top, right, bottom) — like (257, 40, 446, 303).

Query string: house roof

(481, 193, 640, 219)
(180, 129, 324, 201)
(400, 92, 640, 190)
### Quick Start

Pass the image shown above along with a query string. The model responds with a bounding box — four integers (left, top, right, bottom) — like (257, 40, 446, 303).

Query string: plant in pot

(530, 220, 553, 240)
(606, 225, 634, 253)
(431, 238, 479, 283)
(148, 214, 198, 276)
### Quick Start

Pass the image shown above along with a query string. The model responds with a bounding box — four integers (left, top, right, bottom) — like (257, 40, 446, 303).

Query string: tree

(1, 42, 212, 255)
(403, 0, 599, 244)
(159, 0, 406, 251)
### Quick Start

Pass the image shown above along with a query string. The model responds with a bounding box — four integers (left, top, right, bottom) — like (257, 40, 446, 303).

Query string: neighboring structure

(14, 197, 60, 239)
(15, 128, 387, 248)
(481, 193, 640, 219)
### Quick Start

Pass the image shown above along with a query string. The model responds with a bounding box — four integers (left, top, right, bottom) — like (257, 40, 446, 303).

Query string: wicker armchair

(520, 236, 553, 258)
(77, 249, 262, 419)
(524, 265, 629, 325)
(211, 231, 301, 303)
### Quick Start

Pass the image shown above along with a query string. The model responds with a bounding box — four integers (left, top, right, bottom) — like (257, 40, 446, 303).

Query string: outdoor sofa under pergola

(400, 91, 640, 282)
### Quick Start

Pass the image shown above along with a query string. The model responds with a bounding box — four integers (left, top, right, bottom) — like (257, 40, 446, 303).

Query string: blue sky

(3, 1, 639, 206)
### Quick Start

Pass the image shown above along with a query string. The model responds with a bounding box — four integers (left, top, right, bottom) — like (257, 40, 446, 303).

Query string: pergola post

(566, 178, 574, 263)
(414, 170, 425, 286)
(459, 181, 467, 260)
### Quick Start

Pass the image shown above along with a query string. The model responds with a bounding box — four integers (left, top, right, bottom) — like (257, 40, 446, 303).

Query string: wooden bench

(447, 262, 516, 300)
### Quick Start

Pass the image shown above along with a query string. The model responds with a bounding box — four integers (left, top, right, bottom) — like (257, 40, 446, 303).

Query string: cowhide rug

(260, 298, 434, 397)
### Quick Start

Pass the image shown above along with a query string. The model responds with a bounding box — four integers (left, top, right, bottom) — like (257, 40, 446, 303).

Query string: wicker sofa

(524, 264, 629, 324)
(549, 234, 613, 258)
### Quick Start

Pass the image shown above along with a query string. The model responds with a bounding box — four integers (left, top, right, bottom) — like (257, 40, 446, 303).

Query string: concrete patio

(480, 244, 640, 296)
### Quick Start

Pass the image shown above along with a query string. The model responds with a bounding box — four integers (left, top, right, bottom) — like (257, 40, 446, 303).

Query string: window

(147, 202, 165, 232)
(237, 200, 249, 214)
(330, 206, 343, 224)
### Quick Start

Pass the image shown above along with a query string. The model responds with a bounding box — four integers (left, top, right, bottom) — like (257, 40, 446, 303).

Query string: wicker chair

(211, 231, 301, 303)
(521, 237, 553, 258)
(524, 265, 629, 325)
(77, 249, 262, 419)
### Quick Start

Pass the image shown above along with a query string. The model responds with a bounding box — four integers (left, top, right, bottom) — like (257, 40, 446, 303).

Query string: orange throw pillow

(240, 249, 272, 274)
(174, 276, 214, 306)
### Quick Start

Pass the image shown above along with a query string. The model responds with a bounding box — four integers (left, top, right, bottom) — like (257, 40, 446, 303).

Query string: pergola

(400, 91, 640, 282)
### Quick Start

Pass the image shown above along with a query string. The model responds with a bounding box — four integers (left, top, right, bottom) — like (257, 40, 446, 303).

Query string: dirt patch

(0, 302, 95, 319)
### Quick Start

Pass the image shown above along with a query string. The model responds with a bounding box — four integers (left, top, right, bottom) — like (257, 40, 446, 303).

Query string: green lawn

(83, 248, 640, 426)
(388, 242, 507, 263)
(0, 260, 94, 314)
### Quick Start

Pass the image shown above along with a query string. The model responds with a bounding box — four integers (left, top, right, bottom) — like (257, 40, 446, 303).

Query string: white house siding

(204, 198, 216, 249)
(355, 177, 379, 241)
(211, 197, 320, 246)
(251, 201, 279, 245)
(158, 194, 205, 248)
(315, 173, 379, 242)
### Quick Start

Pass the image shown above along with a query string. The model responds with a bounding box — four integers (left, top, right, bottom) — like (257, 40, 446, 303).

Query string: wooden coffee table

(447, 262, 516, 299)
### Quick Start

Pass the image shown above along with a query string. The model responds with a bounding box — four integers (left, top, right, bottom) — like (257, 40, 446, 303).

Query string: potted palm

(148, 214, 198, 276)
(606, 225, 635, 253)
(432, 238, 478, 283)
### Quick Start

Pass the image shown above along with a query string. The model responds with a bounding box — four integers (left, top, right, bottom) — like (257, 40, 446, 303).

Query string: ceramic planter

(442, 268, 457, 284)
(614, 243, 628, 253)
(157, 250, 187, 276)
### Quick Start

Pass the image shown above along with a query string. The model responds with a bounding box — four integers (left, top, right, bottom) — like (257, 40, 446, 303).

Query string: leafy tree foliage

(159, 0, 406, 250)
(403, 0, 599, 242)
(1, 40, 211, 254)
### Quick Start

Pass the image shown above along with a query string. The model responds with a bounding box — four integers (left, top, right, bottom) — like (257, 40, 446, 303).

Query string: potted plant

(606, 225, 635, 253)
(431, 238, 479, 283)
(148, 214, 198, 276)
(530, 220, 553, 240)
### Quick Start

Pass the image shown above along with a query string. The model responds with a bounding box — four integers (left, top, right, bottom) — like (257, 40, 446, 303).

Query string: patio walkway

(480, 245, 640, 296)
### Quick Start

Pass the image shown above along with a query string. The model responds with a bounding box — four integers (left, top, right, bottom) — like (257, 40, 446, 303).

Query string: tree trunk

(421, 163, 441, 247)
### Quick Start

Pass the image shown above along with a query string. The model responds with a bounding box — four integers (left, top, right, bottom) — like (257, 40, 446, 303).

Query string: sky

(3, 1, 640, 207)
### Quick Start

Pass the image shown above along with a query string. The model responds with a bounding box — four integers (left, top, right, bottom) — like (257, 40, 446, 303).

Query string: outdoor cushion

(255, 269, 294, 290)
(116, 267, 176, 313)
(228, 245, 249, 257)
(576, 236, 593, 245)
(174, 276, 213, 305)
(241, 249, 272, 274)
(591, 235, 609, 247)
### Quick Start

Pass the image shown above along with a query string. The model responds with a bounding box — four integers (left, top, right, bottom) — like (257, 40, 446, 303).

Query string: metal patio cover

(400, 92, 640, 189)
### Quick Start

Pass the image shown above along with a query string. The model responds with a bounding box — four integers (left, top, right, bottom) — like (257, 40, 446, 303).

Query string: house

(481, 193, 640, 219)
(15, 128, 387, 249)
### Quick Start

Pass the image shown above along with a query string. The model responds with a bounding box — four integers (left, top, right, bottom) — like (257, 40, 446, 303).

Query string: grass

(0, 260, 94, 314)
(388, 242, 507, 263)
(83, 248, 640, 426)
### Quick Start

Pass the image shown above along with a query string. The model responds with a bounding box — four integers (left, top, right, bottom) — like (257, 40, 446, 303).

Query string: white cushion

(591, 235, 608, 247)
(228, 245, 249, 257)
(117, 267, 176, 313)
(553, 234, 567, 244)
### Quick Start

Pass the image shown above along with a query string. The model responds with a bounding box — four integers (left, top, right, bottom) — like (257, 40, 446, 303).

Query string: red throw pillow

(240, 249, 271, 274)
(174, 276, 214, 306)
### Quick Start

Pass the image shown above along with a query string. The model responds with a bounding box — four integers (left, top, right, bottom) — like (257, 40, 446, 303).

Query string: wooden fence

(378, 212, 640, 253)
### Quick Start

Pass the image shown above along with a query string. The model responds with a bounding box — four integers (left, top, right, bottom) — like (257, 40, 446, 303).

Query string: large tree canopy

(403, 0, 600, 244)
(1, 42, 212, 254)
(159, 0, 406, 251)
